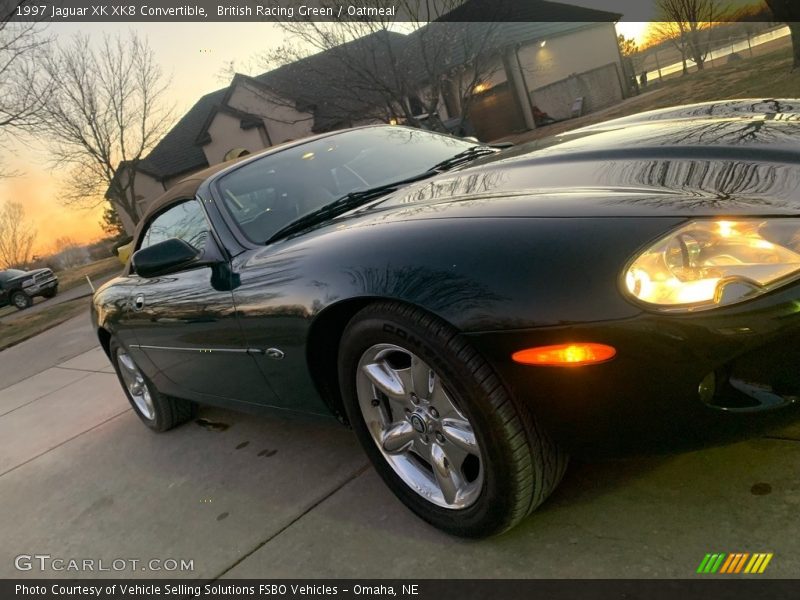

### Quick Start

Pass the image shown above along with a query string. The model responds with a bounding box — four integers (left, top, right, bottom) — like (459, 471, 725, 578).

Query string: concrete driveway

(1, 311, 799, 579)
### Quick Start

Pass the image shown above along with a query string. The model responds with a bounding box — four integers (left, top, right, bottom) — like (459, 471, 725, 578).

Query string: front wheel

(110, 339, 196, 432)
(10, 291, 32, 310)
(339, 302, 568, 538)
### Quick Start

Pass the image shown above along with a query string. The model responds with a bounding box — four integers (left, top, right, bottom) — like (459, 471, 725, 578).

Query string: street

(0, 311, 799, 579)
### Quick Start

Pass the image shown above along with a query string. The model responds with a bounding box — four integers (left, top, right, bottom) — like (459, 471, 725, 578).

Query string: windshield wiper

(265, 171, 438, 243)
(427, 145, 503, 173)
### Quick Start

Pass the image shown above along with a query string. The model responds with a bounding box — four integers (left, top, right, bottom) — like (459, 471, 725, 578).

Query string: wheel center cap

(410, 413, 427, 434)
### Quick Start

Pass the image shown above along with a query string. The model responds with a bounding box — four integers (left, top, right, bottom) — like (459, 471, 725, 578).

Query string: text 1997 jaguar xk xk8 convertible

(93, 99, 800, 537)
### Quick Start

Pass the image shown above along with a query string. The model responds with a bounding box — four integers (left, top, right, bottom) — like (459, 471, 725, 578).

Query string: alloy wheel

(355, 343, 484, 509)
(117, 351, 156, 420)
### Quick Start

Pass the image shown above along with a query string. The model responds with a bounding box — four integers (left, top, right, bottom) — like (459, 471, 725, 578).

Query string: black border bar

(2, 0, 784, 23)
(4, 579, 800, 600)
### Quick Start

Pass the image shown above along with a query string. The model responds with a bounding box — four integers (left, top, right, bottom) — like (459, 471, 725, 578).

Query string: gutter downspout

(513, 44, 536, 130)
(612, 20, 630, 98)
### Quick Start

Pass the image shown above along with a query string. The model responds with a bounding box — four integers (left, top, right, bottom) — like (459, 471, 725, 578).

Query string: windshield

(0, 269, 26, 283)
(216, 126, 475, 243)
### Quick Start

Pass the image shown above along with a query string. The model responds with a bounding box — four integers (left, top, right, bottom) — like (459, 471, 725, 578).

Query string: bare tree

(239, 0, 502, 131)
(655, 0, 727, 71)
(424, 20, 505, 128)
(0, 1, 50, 176)
(764, 0, 800, 71)
(0, 200, 36, 268)
(50, 236, 87, 269)
(36, 32, 174, 226)
(649, 21, 692, 75)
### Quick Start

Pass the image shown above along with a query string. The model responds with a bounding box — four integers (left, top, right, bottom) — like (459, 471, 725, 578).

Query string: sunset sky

(0, 0, 758, 255)
(0, 21, 292, 256)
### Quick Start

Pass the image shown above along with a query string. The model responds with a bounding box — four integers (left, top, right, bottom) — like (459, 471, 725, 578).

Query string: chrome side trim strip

(129, 345, 285, 358)
(129, 344, 250, 354)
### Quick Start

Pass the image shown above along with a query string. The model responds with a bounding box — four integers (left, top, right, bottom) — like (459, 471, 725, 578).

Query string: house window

(223, 148, 251, 162)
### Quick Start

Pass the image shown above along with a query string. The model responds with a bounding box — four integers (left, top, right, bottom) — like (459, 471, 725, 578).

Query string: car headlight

(624, 219, 800, 311)
(22, 278, 35, 288)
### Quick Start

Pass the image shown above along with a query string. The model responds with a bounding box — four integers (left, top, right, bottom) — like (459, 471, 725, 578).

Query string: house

(427, 0, 625, 140)
(109, 0, 625, 233)
(110, 31, 407, 233)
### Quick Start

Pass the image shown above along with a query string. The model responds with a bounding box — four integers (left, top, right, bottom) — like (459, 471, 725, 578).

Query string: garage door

(469, 82, 526, 142)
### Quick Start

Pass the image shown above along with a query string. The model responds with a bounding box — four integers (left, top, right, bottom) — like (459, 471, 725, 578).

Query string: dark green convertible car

(93, 99, 800, 537)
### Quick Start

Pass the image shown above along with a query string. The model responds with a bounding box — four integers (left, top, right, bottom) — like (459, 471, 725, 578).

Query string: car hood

(5, 268, 50, 284)
(344, 99, 800, 224)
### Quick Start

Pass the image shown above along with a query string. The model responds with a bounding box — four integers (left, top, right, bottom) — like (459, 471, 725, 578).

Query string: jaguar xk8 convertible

(94, 99, 800, 537)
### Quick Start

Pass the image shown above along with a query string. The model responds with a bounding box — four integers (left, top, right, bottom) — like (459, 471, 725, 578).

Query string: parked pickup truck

(0, 268, 59, 310)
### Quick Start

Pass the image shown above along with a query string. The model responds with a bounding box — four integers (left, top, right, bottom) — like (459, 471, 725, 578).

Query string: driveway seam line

(54, 366, 114, 374)
(0, 372, 93, 417)
(0, 409, 131, 479)
(45, 343, 103, 369)
(210, 463, 370, 580)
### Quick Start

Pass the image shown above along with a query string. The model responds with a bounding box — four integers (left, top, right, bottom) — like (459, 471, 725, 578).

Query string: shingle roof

(138, 87, 227, 179)
(434, 0, 620, 23)
(253, 30, 408, 131)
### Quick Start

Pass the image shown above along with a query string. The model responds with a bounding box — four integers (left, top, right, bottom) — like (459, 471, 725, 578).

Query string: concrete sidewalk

(0, 310, 99, 389)
(1, 315, 799, 579)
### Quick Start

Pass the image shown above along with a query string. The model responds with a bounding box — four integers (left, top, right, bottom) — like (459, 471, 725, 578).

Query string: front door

(126, 198, 277, 406)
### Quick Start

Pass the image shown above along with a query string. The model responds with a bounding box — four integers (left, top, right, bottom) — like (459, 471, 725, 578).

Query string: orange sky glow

(0, 169, 106, 256)
(616, 21, 652, 45)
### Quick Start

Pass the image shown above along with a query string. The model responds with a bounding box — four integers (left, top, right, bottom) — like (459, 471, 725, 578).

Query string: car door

(127, 197, 279, 406)
(209, 146, 353, 416)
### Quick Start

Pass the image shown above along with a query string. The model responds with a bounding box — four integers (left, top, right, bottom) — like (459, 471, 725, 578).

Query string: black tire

(110, 338, 196, 432)
(10, 290, 32, 310)
(42, 286, 58, 299)
(338, 301, 568, 538)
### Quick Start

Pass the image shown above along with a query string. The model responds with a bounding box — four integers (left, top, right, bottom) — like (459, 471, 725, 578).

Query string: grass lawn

(55, 256, 122, 294)
(0, 297, 89, 351)
(505, 46, 800, 144)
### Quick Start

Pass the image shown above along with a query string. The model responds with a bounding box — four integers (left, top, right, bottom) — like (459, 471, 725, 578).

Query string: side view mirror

(132, 238, 201, 278)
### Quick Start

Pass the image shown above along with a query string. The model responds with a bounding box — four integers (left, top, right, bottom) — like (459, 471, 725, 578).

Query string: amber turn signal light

(511, 343, 616, 367)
